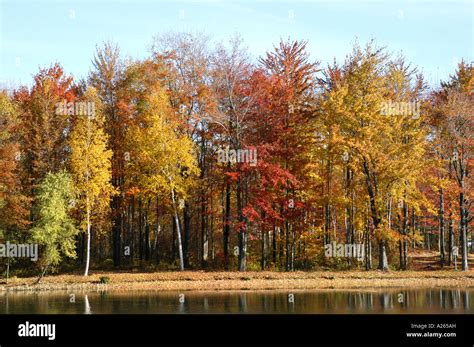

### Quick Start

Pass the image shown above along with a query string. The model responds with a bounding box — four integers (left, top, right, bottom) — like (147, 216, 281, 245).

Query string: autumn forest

(0, 33, 472, 280)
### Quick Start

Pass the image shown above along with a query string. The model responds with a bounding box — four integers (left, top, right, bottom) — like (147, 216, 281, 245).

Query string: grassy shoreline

(1, 270, 474, 292)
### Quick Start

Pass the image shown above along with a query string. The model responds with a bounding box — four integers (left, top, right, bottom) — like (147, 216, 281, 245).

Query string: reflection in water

(178, 294, 186, 314)
(84, 294, 92, 314)
(238, 293, 247, 313)
(0, 288, 472, 314)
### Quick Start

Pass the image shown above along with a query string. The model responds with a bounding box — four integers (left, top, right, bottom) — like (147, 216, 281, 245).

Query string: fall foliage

(0, 34, 472, 279)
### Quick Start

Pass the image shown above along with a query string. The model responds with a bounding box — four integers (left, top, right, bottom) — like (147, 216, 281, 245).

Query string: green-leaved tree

(31, 171, 79, 282)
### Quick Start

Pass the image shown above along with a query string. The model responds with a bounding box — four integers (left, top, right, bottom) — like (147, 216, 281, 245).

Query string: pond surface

(1, 288, 472, 314)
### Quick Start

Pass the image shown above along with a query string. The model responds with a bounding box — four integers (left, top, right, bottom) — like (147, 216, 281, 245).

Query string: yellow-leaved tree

(317, 42, 431, 271)
(126, 82, 199, 271)
(69, 87, 115, 276)
(342, 43, 429, 271)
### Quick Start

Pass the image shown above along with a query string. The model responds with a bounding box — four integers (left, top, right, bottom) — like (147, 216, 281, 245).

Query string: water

(1, 288, 472, 314)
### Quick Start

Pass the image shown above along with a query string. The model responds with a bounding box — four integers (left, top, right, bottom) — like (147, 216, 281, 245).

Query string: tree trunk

(183, 201, 190, 268)
(201, 198, 209, 268)
(272, 223, 277, 264)
(5, 257, 10, 284)
(460, 189, 468, 271)
(112, 192, 121, 267)
(210, 198, 215, 262)
(145, 198, 151, 261)
(448, 210, 454, 266)
(324, 202, 331, 246)
(363, 160, 387, 271)
(223, 175, 231, 270)
(154, 195, 160, 264)
(324, 158, 332, 246)
(130, 195, 135, 266)
(285, 219, 290, 271)
(399, 199, 408, 270)
(171, 215, 176, 262)
(171, 188, 184, 271)
(365, 223, 372, 270)
(439, 188, 445, 267)
(278, 226, 284, 270)
(261, 228, 266, 270)
(237, 174, 246, 271)
(345, 166, 352, 267)
(378, 239, 389, 271)
(84, 202, 91, 276)
(365, 205, 372, 270)
(138, 198, 143, 261)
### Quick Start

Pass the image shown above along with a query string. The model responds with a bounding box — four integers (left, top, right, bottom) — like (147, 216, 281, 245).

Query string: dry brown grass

(1, 270, 473, 292)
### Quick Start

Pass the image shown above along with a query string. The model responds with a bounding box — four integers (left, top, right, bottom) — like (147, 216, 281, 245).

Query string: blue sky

(0, 0, 472, 89)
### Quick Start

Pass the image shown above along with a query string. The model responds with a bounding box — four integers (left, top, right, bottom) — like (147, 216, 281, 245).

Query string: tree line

(0, 33, 472, 278)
